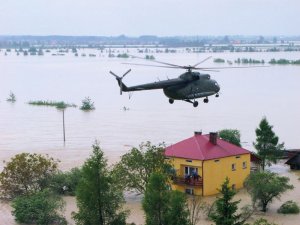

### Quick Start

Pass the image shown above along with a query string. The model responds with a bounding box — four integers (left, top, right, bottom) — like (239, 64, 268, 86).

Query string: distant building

(165, 132, 251, 196)
(285, 152, 300, 170)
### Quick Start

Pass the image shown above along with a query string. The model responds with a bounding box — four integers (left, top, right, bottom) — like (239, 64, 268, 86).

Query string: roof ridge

(193, 135, 205, 159)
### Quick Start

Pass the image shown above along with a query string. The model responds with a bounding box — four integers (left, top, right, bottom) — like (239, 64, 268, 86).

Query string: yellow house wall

(167, 157, 203, 195)
(203, 154, 250, 196)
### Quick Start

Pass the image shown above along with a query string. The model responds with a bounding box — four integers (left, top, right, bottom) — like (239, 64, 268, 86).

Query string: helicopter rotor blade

(109, 71, 119, 78)
(195, 65, 269, 70)
(192, 56, 212, 67)
(122, 69, 131, 78)
(129, 55, 183, 68)
(122, 62, 182, 69)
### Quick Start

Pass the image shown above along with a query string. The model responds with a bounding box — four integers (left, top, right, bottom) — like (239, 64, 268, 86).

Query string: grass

(28, 100, 77, 109)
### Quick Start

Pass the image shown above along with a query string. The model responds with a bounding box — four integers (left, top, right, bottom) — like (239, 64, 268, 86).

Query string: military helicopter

(110, 55, 260, 107)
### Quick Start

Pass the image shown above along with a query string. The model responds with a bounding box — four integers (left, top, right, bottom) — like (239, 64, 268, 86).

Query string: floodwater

(0, 49, 300, 224)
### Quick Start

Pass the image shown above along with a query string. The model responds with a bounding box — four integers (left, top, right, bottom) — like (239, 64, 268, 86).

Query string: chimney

(194, 131, 202, 136)
(209, 132, 218, 145)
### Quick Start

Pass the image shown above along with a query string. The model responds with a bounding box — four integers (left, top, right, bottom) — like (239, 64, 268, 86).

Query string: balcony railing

(172, 176, 203, 187)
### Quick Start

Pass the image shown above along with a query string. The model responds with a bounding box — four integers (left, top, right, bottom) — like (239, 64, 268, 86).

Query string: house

(285, 152, 300, 170)
(165, 132, 251, 196)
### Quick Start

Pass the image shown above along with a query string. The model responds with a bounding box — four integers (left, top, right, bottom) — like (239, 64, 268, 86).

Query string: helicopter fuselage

(110, 70, 220, 107)
(163, 73, 220, 100)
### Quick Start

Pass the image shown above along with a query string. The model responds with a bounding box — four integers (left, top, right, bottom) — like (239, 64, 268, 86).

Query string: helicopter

(110, 55, 261, 107)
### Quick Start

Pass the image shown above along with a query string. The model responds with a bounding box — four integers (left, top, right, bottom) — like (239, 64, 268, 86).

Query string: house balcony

(172, 176, 203, 187)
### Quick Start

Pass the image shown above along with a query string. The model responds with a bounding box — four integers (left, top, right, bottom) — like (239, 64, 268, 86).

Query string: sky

(0, 0, 299, 36)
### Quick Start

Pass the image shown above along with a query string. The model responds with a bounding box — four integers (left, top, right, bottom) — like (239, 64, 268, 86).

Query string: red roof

(165, 134, 250, 161)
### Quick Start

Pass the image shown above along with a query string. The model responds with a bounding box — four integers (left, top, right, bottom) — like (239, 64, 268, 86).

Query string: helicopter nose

(212, 80, 220, 92)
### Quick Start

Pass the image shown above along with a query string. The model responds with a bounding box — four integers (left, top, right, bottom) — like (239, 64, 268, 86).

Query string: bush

(277, 200, 300, 214)
(6, 91, 16, 102)
(253, 218, 278, 225)
(49, 167, 82, 196)
(12, 189, 66, 225)
(80, 97, 95, 110)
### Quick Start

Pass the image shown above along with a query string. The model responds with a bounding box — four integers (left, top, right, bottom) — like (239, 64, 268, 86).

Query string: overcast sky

(0, 0, 299, 36)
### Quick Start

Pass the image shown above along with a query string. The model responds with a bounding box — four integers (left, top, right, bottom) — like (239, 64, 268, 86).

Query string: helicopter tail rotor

(109, 69, 131, 95)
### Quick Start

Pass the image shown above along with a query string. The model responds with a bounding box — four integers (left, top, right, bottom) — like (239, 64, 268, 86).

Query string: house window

(243, 161, 247, 169)
(185, 188, 194, 195)
(236, 156, 240, 159)
(186, 159, 193, 162)
(232, 163, 236, 171)
(232, 184, 236, 190)
(184, 166, 198, 176)
(214, 159, 220, 162)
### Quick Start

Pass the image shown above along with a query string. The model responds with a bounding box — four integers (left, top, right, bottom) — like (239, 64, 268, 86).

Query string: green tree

(6, 91, 16, 102)
(12, 189, 66, 225)
(72, 142, 127, 225)
(80, 96, 95, 110)
(210, 177, 246, 225)
(142, 172, 169, 225)
(219, 129, 241, 147)
(253, 117, 284, 170)
(166, 190, 190, 225)
(0, 153, 59, 199)
(143, 172, 190, 225)
(244, 171, 294, 212)
(113, 141, 171, 194)
(48, 167, 82, 195)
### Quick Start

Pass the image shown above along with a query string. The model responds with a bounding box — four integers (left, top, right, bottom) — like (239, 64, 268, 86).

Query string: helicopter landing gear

(193, 101, 199, 107)
(169, 99, 174, 104)
(203, 97, 209, 103)
(215, 93, 219, 98)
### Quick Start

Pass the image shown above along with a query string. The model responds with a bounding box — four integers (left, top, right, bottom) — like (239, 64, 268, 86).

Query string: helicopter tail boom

(109, 69, 131, 95)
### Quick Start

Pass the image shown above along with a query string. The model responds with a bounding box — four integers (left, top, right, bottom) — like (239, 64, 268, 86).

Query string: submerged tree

(113, 141, 171, 194)
(0, 153, 59, 199)
(80, 97, 95, 110)
(244, 171, 293, 212)
(6, 91, 16, 102)
(253, 117, 284, 170)
(12, 189, 66, 225)
(142, 172, 189, 225)
(72, 142, 127, 225)
(210, 177, 247, 225)
(219, 129, 241, 147)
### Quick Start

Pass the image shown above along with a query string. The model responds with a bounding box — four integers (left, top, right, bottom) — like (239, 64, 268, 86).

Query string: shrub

(49, 167, 82, 196)
(253, 218, 278, 225)
(277, 200, 300, 214)
(6, 91, 16, 102)
(80, 97, 95, 110)
(12, 189, 66, 225)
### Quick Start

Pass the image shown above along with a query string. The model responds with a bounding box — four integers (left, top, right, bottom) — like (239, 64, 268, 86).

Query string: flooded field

(0, 49, 300, 224)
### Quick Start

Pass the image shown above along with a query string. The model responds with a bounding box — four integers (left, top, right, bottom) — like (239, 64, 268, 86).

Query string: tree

(6, 91, 16, 102)
(113, 141, 171, 194)
(80, 96, 95, 110)
(72, 142, 127, 225)
(11, 189, 66, 225)
(253, 117, 284, 170)
(143, 172, 190, 225)
(244, 171, 294, 212)
(165, 191, 190, 225)
(210, 177, 246, 225)
(48, 167, 82, 196)
(0, 153, 59, 199)
(142, 172, 169, 225)
(219, 129, 241, 147)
